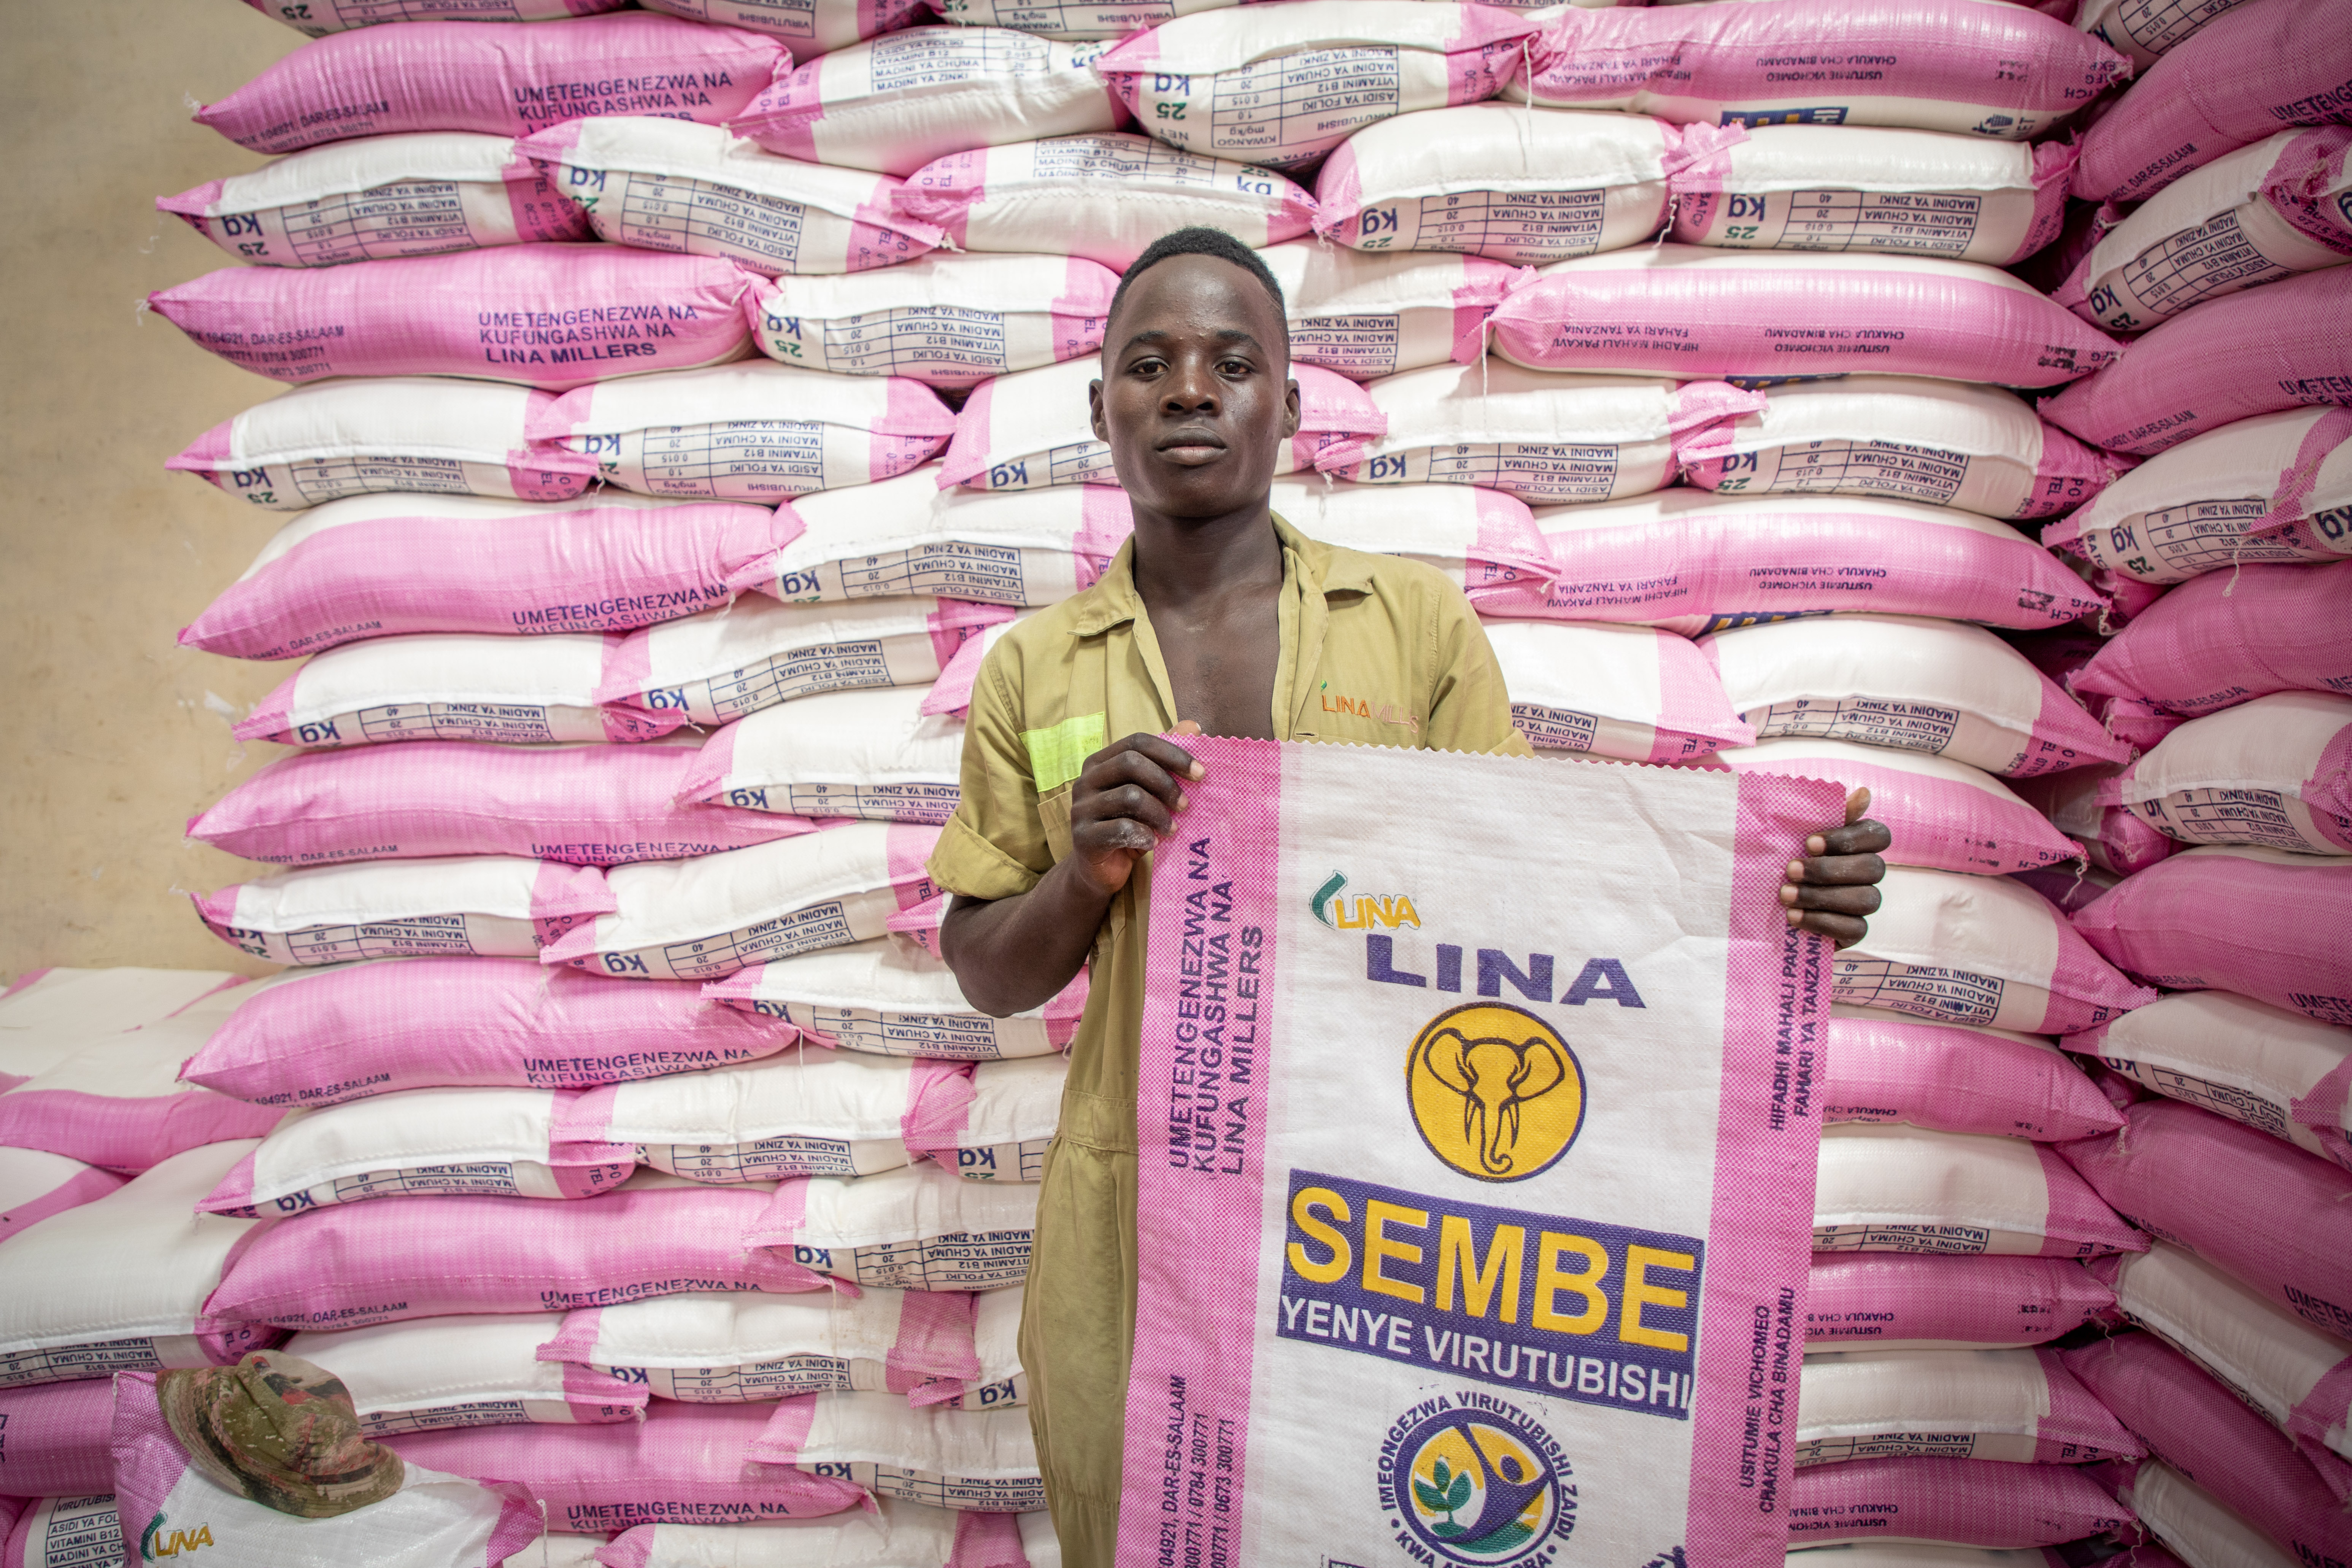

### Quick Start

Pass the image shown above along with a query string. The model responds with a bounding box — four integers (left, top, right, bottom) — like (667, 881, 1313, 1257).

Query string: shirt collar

(1065, 510, 1369, 637)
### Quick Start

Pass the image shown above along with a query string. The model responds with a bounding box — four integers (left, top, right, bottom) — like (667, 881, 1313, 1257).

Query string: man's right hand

(1066, 728, 1204, 898)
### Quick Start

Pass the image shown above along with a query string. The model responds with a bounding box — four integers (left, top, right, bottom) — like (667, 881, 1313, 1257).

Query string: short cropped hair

(1106, 226, 1288, 335)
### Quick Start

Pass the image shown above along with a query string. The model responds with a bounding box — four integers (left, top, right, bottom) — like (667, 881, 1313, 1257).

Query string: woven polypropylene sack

(1096, 3, 1542, 172)
(2045, 407, 2352, 586)
(727, 27, 1123, 176)
(1476, 491, 2107, 635)
(178, 955, 800, 1108)
(157, 132, 588, 266)
(1821, 1005, 2124, 1141)
(1814, 1122, 2146, 1256)
(747, 253, 1116, 387)
(2070, 0, 2352, 203)
(2060, 1098, 2352, 1339)
(1677, 375, 2121, 522)
(1312, 104, 1675, 265)
(1704, 614, 2130, 778)
(1668, 125, 2074, 268)
(193, 855, 614, 966)
(2069, 561, 2352, 721)
(2041, 265, 2352, 456)
(1792, 1347, 2141, 1466)
(891, 132, 1313, 272)
(1805, 1254, 2114, 1351)
(148, 246, 763, 390)
(1258, 240, 1519, 381)
(1484, 617, 1756, 762)
(2073, 844, 2352, 1024)
(1477, 246, 2120, 388)
(241, 0, 628, 34)
(2107, 691, 2352, 856)
(181, 490, 796, 660)
(1513, 0, 2125, 138)
(1787, 1457, 2133, 1548)
(515, 117, 942, 276)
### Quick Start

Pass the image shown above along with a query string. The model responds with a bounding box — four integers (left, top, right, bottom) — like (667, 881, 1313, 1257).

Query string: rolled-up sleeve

(927, 641, 1054, 902)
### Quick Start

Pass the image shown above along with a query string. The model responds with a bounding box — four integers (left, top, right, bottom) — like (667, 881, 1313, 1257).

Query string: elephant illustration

(1416, 1026, 1570, 1177)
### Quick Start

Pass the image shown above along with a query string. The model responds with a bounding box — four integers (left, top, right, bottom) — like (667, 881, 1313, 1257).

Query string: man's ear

(1282, 375, 1302, 440)
(1089, 377, 1108, 443)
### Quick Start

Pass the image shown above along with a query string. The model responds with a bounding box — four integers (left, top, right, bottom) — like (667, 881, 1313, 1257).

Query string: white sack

(702, 937, 1082, 1061)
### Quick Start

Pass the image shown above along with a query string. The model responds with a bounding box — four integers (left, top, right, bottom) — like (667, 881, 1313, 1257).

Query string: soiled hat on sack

(157, 1351, 404, 1519)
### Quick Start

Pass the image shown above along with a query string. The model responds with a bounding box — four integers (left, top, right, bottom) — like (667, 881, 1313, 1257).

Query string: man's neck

(1128, 497, 1286, 616)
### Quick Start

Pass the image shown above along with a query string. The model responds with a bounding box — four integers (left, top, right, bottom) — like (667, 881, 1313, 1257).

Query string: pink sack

(166, 378, 599, 513)
(181, 491, 798, 661)
(0, 982, 283, 1174)
(157, 132, 592, 269)
(241, 0, 630, 37)
(1475, 246, 2121, 388)
(2059, 1098, 2352, 1338)
(1787, 1456, 2134, 1548)
(1471, 490, 2107, 634)
(1704, 740, 2086, 877)
(0, 1380, 116, 1497)
(148, 246, 763, 391)
(194, 14, 790, 154)
(112, 1369, 543, 1566)
(384, 1403, 865, 1534)
(2070, 0, 2352, 202)
(596, 1509, 1028, 1568)
(0, 1147, 125, 1243)
(2070, 560, 2352, 721)
(730, 28, 1123, 176)
(237, 631, 685, 750)
(1824, 1008, 2126, 1142)
(635, 0, 926, 51)
(179, 956, 799, 1109)
(2065, 1333, 2352, 1566)
(201, 1175, 834, 1330)
(1517, 0, 2127, 139)
(1806, 1254, 2115, 1350)
(2041, 267, 2352, 456)
(2073, 845, 2352, 1025)
(188, 739, 816, 868)
(193, 856, 616, 966)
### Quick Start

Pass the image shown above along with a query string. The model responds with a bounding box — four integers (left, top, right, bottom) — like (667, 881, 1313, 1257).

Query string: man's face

(1091, 253, 1301, 521)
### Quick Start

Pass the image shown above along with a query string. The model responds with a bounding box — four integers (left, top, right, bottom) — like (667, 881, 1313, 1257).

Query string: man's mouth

(1155, 429, 1227, 464)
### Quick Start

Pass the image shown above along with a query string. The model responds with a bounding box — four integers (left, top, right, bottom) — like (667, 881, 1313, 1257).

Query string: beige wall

(2, 5, 309, 983)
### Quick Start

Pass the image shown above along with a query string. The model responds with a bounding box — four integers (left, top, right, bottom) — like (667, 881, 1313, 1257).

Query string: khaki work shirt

(924, 514, 1529, 1558)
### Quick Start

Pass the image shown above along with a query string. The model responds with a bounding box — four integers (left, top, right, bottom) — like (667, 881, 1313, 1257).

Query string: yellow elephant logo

(1407, 1004, 1585, 1183)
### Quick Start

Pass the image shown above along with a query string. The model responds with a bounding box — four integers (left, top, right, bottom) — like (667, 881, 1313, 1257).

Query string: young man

(926, 228, 1889, 1564)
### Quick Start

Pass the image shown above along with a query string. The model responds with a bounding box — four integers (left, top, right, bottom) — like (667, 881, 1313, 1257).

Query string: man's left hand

(1782, 787, 1890, 950)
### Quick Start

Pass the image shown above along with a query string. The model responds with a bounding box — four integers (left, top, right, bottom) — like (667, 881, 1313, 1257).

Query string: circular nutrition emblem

(1386, 1401, 1574, 1565)
(1405, 1002, 1585, 1182)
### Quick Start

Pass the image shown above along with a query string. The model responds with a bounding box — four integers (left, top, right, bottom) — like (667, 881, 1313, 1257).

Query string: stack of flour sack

(1, 0, 2347, 1558)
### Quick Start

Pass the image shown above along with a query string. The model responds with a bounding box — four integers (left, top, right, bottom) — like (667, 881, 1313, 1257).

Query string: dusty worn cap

(158, 1351, 403, 1519)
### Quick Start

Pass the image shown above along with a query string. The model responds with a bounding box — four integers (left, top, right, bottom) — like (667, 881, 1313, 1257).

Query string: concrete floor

(3, 5, 308, 981)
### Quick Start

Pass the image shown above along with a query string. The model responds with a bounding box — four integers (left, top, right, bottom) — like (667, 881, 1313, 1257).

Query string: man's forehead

(1107, 253, 1286, 345)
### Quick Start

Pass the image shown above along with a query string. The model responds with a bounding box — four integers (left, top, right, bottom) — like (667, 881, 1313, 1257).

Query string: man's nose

(1159, 356, 1220, 413)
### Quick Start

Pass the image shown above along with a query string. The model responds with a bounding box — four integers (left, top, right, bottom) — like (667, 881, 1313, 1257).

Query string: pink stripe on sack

(886, 823, 947, 909)
(561, 1358, 652, 1422)
(110, 1372, 196, 1542)
(2021, 143, 2081, 265)
(536, 1308, 604, 1366)
(747, 1391, 819, 1466)
(949, 1511, 1029, 1568)
(889, 151, 985, 248)
(1074, 485, 1137, 590)
(2033, 1143, 2148, 1256)
(902, 1059, 978, 1159)
(2265, 127, 2352, 251)
(1310, 139, 1364, 241)
(729, 62, 826, 164)
(2264, 406, 2352, 528)
(1685, 770, 1841, 1562)
(0, 1164, 126, 1237)
(1654, 631, 1757, 760)
(745, 1173, 812, 1249)
(1448, 258, 1526, 372)
(888, 1289, 982, 1387)
(849, 196, 945, 273)
(0, 966, 54, 999)
(1114, 734, 1283, 1568)
(165, 418, 236, 473)
(1051, 256, 1120, 344)
(885, 889, 949, 956)
(2291, 1052, 2352, 1168)
(2288, 1354, 2352, 1494)
(937, 374, 997, 488)
(1044, 969, 1090, 1048)
(1656, 121, 1748, 193)
(2032, 1346, 2145, 1462)
(2025, 424, 2129, 522)
(155, 178, 229, 220)
(924, 601, 1015, 678)
(0, 1089, 281, 1176)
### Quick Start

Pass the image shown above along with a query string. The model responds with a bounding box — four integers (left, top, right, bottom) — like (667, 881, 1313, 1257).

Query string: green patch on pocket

(1023, 711, 1108, 795)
